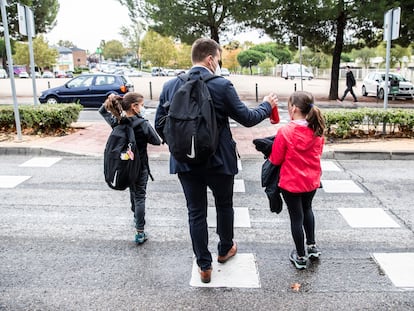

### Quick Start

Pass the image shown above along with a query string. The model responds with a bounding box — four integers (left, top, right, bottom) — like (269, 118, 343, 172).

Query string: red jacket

(269, 121, 324, 193)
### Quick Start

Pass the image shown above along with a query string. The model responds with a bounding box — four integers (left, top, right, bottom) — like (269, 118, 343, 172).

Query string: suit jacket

(155, 66, 272, 175)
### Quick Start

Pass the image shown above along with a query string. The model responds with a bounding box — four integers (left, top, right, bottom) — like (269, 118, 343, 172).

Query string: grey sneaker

(135, 231, 148, 245)
(289, 250, 307, 270)
(307, 245, 321, 259)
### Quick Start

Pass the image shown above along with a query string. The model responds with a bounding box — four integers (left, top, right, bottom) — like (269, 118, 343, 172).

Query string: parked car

(18, 71, 29, 78)
(42, 71, 54, 78)
(123, 69, 143, 77)
(361, 72, 414, 100)
(65, 71, 74, 78)
(31, 72, 41, 78)
(38, 73, 134, 108)
(220, 68, 230, 76)
(55, 70, 67, 78)
(0, 69, 8, 79)
(151, 67, 166, 76)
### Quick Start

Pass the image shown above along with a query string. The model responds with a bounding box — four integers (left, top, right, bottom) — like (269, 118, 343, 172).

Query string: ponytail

(104, 95, 124, 123)
(289, 91, 325, 137)
(306, 105, 325, 137)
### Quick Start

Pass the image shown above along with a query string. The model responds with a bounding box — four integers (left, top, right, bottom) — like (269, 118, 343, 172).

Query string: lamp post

(249, 60, 252, 75)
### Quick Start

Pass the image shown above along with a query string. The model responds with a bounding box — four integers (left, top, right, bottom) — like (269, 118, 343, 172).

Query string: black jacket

(253, 136, 283, 214)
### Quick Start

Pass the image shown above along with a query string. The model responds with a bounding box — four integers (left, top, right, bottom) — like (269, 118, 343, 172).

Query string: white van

(281, 63, 313, 80)
(0, 69, 8, 79)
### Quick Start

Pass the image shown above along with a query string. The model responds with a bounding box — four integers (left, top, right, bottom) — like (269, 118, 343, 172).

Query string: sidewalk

(1, 120, 413, 160)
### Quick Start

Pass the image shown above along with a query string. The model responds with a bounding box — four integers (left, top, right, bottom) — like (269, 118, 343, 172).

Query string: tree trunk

(210, 25, 220, 44)
(329, 11, 346, 100)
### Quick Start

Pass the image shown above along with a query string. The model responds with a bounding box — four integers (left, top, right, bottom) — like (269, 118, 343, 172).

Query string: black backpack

(163, 73, 221, 164)
(104, 118, 144, 190)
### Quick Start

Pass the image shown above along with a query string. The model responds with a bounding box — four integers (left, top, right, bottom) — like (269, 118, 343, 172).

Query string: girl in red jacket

(269, 91, 325, 269)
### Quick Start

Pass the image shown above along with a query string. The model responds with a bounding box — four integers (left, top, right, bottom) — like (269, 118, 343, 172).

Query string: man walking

(155, 38, 278, 283)
(338, 66, 358, 102)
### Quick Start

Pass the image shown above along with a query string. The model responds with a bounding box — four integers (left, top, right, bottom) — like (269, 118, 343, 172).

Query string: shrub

(0, 104, 83, 135)
(323, 108, 414, 139)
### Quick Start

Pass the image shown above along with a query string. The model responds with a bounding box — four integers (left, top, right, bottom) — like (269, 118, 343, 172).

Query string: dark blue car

(39, 73, 134, 107)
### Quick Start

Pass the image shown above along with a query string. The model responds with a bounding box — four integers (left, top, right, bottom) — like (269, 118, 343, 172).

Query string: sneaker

(307, 245, 321, 259)
(135, 231, 148, 244)
(289, 250, 307, 270)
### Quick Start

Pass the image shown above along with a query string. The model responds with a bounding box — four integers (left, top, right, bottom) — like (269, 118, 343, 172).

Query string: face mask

(214, 62, 221, 76)
(139, 106, 146, 117)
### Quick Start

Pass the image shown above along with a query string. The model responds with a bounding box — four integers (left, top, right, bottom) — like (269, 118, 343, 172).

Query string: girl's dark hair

(289, 91, 325, 137)
(104, 92, 144, 123)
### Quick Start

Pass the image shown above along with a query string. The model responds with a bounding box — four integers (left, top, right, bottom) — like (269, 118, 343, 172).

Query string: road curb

(1, 146, 414, 160)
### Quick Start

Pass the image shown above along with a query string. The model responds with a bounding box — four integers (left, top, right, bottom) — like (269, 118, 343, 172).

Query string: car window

(67, 76, 94, 88)
(95, 75, 115, 86)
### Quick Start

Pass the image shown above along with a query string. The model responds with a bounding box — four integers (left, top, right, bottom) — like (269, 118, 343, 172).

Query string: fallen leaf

(290, 283, 301, 292)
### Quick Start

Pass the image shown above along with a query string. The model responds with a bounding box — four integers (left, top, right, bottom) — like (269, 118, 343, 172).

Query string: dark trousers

(178, 172, 234, 271)
(130, 166, 149, 231)
(340, 86, 357, 101)
(281, 189, 317, 257)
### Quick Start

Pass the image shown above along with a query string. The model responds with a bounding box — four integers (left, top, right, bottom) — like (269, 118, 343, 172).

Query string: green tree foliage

(251, 42, 292, 64)
(237, 50, 266, 67)
(243, 0, 397, 99)
(120, 0, 257, 44)
(102, 40, 127, 61)
(0, 0, 59, 40)
(13, 35, 58, 71)
(140, 30, 176, 67)
(57, 40, 76, 48)
(352, 47, 376, 68)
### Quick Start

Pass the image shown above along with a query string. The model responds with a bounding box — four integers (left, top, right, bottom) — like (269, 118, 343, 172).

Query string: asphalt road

(1, 155, 413, 310)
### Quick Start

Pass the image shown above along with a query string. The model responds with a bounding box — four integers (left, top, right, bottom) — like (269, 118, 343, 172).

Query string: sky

(46, 0, 131, 53)
(45, 0, 270, 53)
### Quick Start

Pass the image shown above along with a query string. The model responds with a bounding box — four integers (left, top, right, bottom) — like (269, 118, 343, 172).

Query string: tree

(352, 47, 376, 68)
(237, 50, 266, 68)
(119, 0, 257, 44)
(0, 0, 59, 40)
(57, 40, 76, 48)
(13, 35, 58, 71)
(244, 0, 397, 99)
(102, 40, 127, 61)
(140, 30, 176, 67)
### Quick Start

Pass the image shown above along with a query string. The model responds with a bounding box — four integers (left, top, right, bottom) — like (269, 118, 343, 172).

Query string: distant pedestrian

(338, 66, 358, 102)
(99, 92, 161, 245)
(155, 38, 278, 283)
(269, 91, 325, 270)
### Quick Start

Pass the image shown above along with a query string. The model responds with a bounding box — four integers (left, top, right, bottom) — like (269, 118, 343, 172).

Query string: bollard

(256, 83, 258, 102)
(149, 81, 153, 100)
(48, 81, 50, 88)
(294, 83, 297, 92)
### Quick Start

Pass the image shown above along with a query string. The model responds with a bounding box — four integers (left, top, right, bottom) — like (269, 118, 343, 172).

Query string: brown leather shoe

(199, 268, 212, 283)
(217, 242, 237, 263)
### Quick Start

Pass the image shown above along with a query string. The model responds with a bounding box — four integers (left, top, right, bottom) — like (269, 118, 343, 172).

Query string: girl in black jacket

(99, 92, 161, 244)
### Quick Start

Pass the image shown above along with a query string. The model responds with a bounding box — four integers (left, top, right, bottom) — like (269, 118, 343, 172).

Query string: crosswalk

(1, 155, 413, 290)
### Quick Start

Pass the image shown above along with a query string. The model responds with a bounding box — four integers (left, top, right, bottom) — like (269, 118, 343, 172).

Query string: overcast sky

(45, 0, 270, 53)
(46, 0, 130, 52)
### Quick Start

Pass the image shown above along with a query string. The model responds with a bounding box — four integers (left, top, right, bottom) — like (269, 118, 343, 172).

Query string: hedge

(323, 108, 414, 139)
(0, 104, 83, 135)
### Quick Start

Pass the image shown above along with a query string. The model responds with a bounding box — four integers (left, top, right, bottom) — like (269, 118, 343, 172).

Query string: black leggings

(281, 189, 317, 257)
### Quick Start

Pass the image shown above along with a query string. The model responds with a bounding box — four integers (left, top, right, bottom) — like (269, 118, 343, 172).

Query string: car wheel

(290, 76, 295, 80)
(378, 88, 385, 100)
(362, 86, 368, 96)
(46, 96, 59, 104)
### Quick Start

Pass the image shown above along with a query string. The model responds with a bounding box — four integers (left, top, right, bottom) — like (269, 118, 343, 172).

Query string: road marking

(321, 160, 341, 171)
(19, 157, 62, 167)
(208, 179, 245, 193)
(373, 253, 414, 288)
(338, 208, 400, 228)
(321, 179, 364, 193)
(207, 207, 251, 228)
(190, 253, 260, 288)
(0, 175, 31, 188)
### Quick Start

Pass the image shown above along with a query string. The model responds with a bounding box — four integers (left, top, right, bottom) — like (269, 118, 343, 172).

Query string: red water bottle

(270, 105, 280, 124)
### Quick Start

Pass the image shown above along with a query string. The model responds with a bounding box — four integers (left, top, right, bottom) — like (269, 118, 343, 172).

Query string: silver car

(361, 72, 414, 100)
